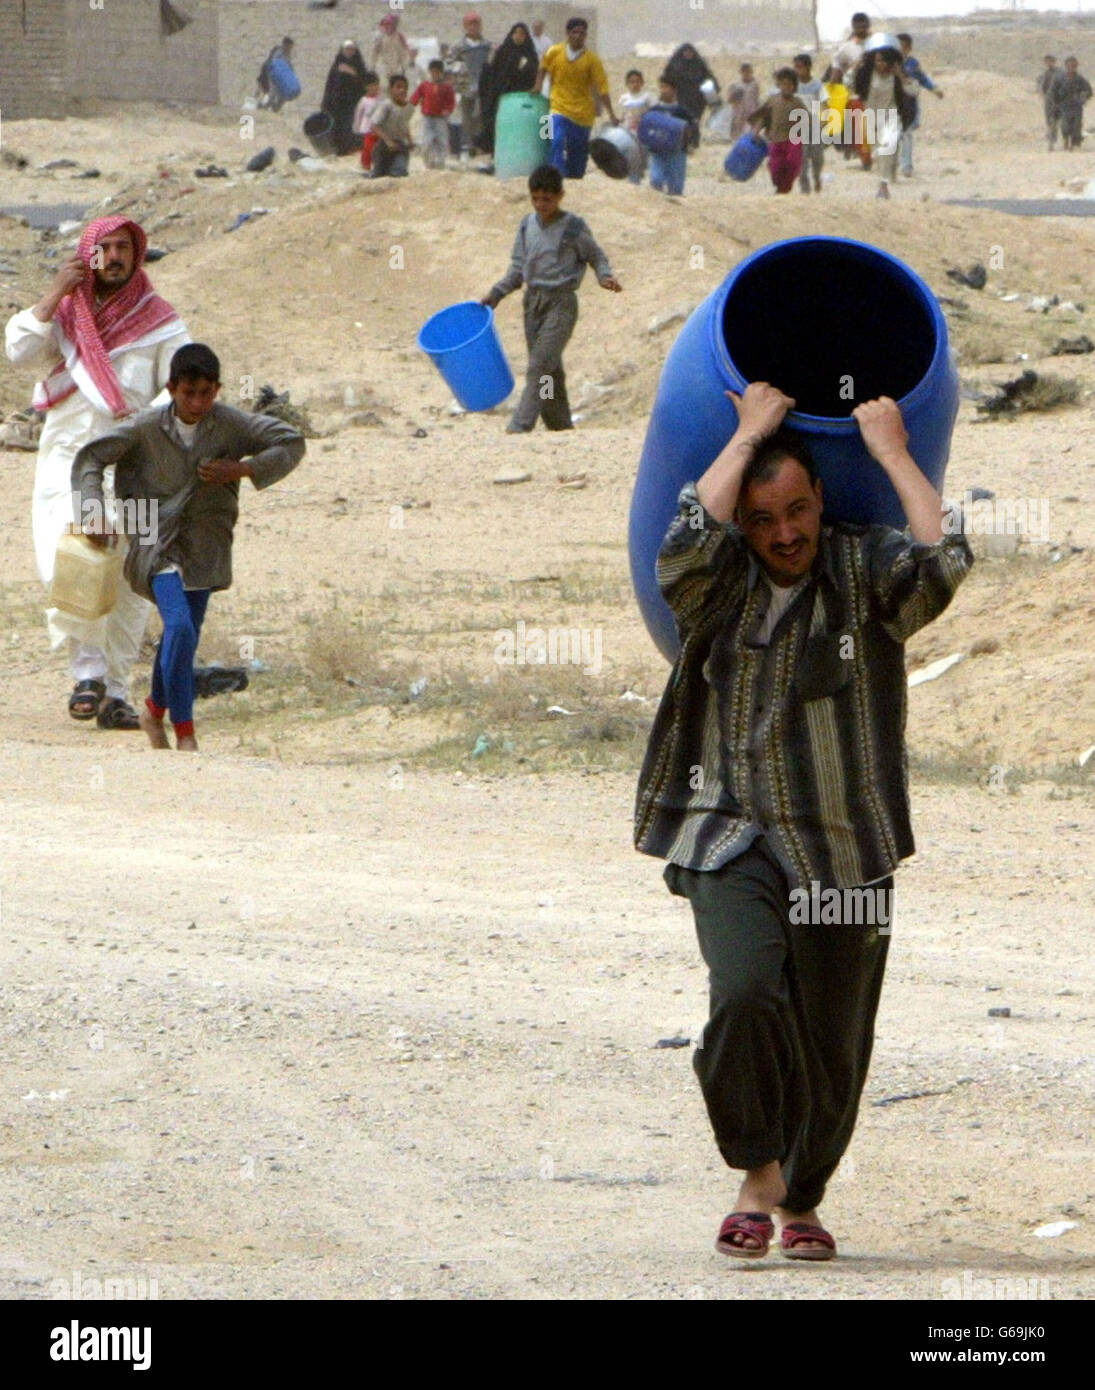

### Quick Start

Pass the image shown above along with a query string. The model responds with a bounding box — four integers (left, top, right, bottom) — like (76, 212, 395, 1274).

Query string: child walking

(620, 68, 655, 184)
(647, 73, 699, 196)
(412, 59, 457, 169)
(793, 53, 826, 193)
(370, 74, 415, 178)
(72, 344, 305, 751)
(480, 164, 621, 434)
(354, 71, 383, 171)
(750, 68, 809, 194)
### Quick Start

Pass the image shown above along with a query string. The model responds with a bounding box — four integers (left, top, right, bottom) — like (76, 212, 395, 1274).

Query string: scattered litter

(872, 1087, 952, 1107)
(409, 677, 428, 699)
(248, 658, 269, 673)
(225, 207, 270, 233)
(545, 705, 573, 717)
(975, 370, 1081, 417)
(908, 652, 965, 687)
(22, 1089, 69, 1101)
(195, 165, 229, 178)
(655, 1035, 691, 1049)
(287, 147, 307, 162)
(987, 1006, 1011, 1018)
(413, 427, 427, 438)
(448, 399, 467, 416)
(969, 486, 995, 501)
(618, 689, 649, 704)
(1079, 746, 1095, 768)
(558, 477, 587, 489)
(56, 219, 83, 236)
(42, 158, 78, 170)
(999, 292, 1021, 302)
(245, 146, 276, 173)
(75, 169, 101, 179)
(1033, 1220, 1077, 1239)
(471, 733, 491, 757)
(493, 468, 531, 485)
(1051, 335, 1094, 356)
(1026, 294, 1058, 313)
(946, 262, 986, 290)
(144, 248, 168, 262)
(295, 156, 328, 171)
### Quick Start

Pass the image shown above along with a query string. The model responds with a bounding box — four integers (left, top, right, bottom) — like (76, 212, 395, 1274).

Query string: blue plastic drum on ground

(724, 131, 768, 181)
(638, 109, 688, 155)
(629, 236, 959, 660)
(269, 56, 301, 102)
(418, 302, 515, 412)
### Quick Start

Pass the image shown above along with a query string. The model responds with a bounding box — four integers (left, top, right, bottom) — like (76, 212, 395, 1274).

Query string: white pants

(35, 453, 151, 703)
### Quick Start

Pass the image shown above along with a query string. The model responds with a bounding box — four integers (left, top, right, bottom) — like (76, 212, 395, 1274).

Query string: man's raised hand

(853, 396, 909, 467)
(726, 381, 796, 445)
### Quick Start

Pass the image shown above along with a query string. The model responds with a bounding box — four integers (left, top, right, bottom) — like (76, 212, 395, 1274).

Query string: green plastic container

(494, 92, 551, 179)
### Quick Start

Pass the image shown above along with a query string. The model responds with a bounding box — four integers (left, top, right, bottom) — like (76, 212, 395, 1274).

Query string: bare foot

(726, 1161, 788, 1251)
(774, 1204, 830, 1252)
(176, 734, 199, 752)
(139, 705, 170, 750)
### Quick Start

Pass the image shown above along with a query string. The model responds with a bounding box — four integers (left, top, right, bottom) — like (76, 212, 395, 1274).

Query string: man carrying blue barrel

(635, 383, 973, 1261)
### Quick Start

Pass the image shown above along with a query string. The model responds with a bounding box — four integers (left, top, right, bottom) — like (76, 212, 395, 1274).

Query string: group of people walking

(1039, 54, 1092, 151)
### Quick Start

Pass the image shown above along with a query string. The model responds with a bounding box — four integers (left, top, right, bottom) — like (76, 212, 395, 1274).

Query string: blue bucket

(629, 236, 959, 660)
(725, 131, 767, 181)
(418, 302, 515, 412)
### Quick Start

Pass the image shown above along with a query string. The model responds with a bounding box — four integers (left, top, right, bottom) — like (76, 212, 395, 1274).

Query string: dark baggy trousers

(508, 286, 580, 432)
(665, 836, 891, 1214)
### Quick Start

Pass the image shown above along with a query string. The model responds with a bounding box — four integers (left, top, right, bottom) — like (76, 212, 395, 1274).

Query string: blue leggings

(150, 571, 211, 729)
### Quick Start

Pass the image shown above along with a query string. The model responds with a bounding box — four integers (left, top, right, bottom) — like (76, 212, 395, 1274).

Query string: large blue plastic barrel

(724, 131, 767, 181)
(418, 301, 515, 411)
(629, 236, 959, 660)
(638, 109, 688, 155)
(495, 92, 550, 179)
(269, 56, 301, 102)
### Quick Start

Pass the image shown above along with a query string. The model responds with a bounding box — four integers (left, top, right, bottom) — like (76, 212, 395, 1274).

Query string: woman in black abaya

(478, 23, 540, 157)
(322, 40, 370, 155)
(664, 42, 718, 124)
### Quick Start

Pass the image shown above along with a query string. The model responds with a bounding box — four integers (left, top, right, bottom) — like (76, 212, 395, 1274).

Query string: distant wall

(218, 1, 595, 108)
(64, 0, 220, 105)
(592, 0, 815, 57)
(0, 0, 67, 120)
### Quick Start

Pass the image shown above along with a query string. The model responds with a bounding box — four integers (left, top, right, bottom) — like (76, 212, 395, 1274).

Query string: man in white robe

(5, 216, 190, 728)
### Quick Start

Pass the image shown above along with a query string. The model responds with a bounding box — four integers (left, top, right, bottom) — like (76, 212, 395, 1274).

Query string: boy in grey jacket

(481, 163, 621, 433)
(72, 343, 305, 751)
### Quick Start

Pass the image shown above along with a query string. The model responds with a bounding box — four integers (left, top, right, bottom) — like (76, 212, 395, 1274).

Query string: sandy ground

(1, 44, 1093, 1300)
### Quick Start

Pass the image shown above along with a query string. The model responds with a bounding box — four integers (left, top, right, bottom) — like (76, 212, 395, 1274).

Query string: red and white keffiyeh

(34, 215, 181, 418)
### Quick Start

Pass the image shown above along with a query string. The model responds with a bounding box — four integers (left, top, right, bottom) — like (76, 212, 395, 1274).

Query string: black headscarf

(322, 44, 370, 153)
(478, 24, 539, 155)
(664, 43, 717, 121)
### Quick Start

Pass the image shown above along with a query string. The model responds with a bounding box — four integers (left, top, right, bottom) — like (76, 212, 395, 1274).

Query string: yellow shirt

(542, 44, 608, 127)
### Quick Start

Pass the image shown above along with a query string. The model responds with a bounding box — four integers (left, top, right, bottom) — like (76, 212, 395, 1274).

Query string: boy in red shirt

(412, 59, 457, 169)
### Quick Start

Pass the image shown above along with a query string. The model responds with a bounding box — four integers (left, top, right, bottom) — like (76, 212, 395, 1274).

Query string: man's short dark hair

(390, 74, 408, 89)
(626, 68, 642, 81)
(428, 58, 444, 72)
(740, 430, 818, 497)
(794, 53, 812, 67)
(852, 12, 869, 24)
(529, 163, 563, 193)
(565, 16, 587, 32)
(168, 343, 220, 385)
(897, 33, 912, 47)
(775, 67, 797, 85)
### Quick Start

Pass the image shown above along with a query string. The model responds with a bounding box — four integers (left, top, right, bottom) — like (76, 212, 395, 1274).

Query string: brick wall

(64, 0, 220, 105)
(0, 0, 67, 120)
(217, 1, 596, 109)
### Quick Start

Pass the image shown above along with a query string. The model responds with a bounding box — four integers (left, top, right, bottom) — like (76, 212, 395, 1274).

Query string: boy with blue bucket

(481, 164, 621, 433)
(72, 343, 305, 751)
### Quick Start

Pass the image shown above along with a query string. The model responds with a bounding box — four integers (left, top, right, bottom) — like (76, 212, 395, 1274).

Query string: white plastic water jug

(48, 530, 124, 620)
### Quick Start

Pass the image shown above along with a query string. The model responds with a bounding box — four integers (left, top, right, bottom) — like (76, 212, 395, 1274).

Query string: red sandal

(715, 1211, 775, 1259)
(780, 1221, 837, 1261)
